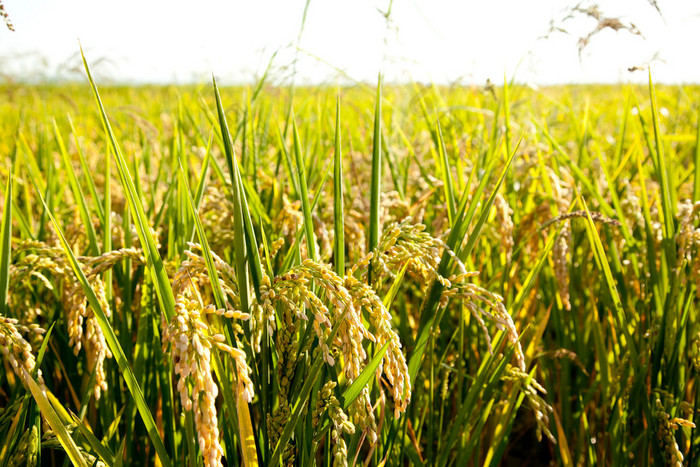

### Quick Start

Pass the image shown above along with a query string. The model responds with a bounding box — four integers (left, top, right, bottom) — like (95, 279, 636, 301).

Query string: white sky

(0, 0, 698, 85)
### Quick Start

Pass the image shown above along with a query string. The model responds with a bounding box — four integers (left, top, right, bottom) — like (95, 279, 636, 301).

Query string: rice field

(1, 56, 699, 466)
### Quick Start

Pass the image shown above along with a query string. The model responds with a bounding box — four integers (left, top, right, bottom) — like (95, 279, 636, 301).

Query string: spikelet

(86, 277, 113, 399)
(173, 243, 241, 310)
(276, 293, 299, 403)
(539, 211, 622, 231)
(552, 227, 571, 310)
(7, 425, 39, 467)
(620, 179, 645, 233)
(540, 208, 624, 310)
(362, 219, 464, 290)
(276, 194, 304, 238)
(313, 381, 355, 467)
(0, 314, 45, 391)
(79, 248, 145, 400)
(675, 199, 700, 295)
(549, 168, 573, 311)
(9, 241, 68, 313)
(648, 201, 665, 254)
(266, 297, 299, 462)
(198, 184, 236, 252)
(80, 247, 145, 276)
(441, 274, 526, 371)
(654, 398, 691, 467)
(162, 294, 252, 467)
(357, 216, 531, 391)
(348, 387, 378, 445)
(493, 193, 514, 262)
(276, 259, 410, 412)
(344, 212, 367, 264)
(343, 274, 411, 417)
(676, 200, 696, 262)
(256, 273, 276, 345)
(502, 365, 555, 443)
(267, 401, 295, 466)
(380, 190, 411, 226)
(8, 242, 66, 346)
(65, 206, 88, 252)
(63, 274, 113, 400)
(319, 219, 334, 261)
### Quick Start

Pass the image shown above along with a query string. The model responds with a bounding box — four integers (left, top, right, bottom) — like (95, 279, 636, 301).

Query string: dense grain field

(1, 65, 700, 466)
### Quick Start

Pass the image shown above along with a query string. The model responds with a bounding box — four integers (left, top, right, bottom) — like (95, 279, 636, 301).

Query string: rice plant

(0, 58, 699, 466)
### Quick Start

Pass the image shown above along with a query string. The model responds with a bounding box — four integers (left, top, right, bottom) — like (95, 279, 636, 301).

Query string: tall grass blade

(292, 114, 317, 261)
(0, 168, 12, 316)
(70, 413, 116, 466)
(333, 93, 345, 275)
(80, 47, 176, 321)
(21, 369, 88, 467)
(185, 134, 213, 243)
(68, 115, 105, 225)
(53, 119, 100, 256)
(239, 173, 265, 298)
(435, 114, 456, 224)
(368, 74, 382, 282)
(647, 72, 675, 261)
(383, 262, 408, 309)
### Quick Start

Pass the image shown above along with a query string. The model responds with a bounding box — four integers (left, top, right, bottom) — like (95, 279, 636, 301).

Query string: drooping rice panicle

(0, 314, 45, 390)
(162, 294, 251, 467)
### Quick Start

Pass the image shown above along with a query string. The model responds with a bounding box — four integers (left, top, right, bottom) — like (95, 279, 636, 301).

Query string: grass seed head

(0, 314, 45, 392)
